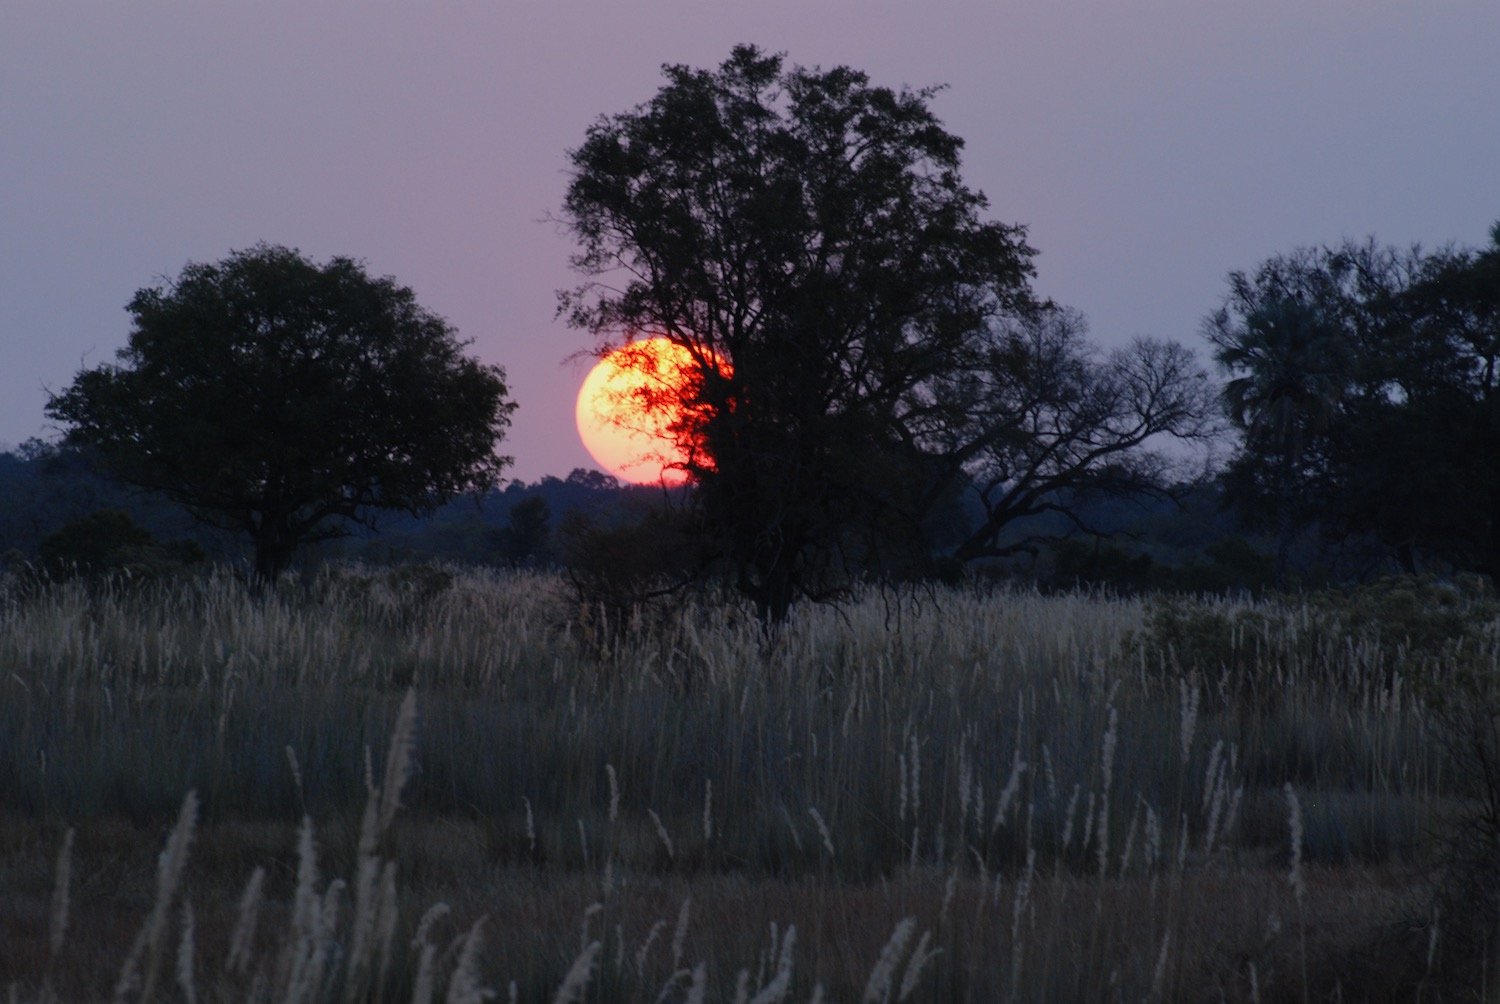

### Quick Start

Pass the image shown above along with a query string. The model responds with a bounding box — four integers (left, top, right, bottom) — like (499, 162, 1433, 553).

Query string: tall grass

(0, 566, 1480, 1000)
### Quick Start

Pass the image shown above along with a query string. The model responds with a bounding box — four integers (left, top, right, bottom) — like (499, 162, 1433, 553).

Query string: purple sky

(4, 2, 1497, 483)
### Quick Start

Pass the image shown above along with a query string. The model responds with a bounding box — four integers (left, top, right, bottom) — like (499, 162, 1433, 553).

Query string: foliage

(1042, 536, 1160, 593)
(45, 244, 516, 585)
(560, 45, 1029, 619)
(0, 440, 217, 563)
(1207, 226, 1500, 582)
(1208, 295, 1353, 584)
(35, 509, 204, 583)
(494, 493, 553, 567)
(562, 48, 1219, 620)
(951, 307, 1220, 563)
(1134, 574, 1500, 709)
(1419, 650, 1500, 989)
(557, 499, 710, 644)
(39, 508, 149, 568)
(1213, 299, 1351, 445)
(1036, 535, 1276, 596)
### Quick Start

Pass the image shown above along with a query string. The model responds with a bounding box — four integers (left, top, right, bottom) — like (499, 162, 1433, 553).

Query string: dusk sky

(4, 2, 1497, 483)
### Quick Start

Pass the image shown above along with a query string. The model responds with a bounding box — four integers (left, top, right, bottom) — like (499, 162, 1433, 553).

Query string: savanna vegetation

(2, 566, 1497, 1001)
(9, 39, 1500, 1004)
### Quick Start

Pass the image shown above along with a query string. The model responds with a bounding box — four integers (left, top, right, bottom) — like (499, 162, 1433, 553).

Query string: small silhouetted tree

(562, 47, 1221, 621)
(38, 509, 152, 574)
(36, 509, 205, 581)
(498, 494, 553, 567)
(47, 244, 516, 585)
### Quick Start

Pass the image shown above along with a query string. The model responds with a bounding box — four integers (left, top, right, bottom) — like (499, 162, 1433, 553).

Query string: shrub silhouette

(37, 509, 204, 582)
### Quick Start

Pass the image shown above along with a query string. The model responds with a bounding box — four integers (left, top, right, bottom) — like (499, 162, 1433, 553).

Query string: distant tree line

(0, 435, 1272, 598)
(24, 43, 1495, 618)
(0, 448, 643, 582)
(0, 440, 217, 577)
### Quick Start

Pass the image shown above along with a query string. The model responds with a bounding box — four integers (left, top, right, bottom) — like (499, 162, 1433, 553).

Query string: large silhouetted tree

(561, 46, 1217, 620)
(559, 45, 1046, 622)
(47, 244, 516, 584)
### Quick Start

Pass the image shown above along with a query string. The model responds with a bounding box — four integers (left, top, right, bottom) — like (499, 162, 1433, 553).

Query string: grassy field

(0, 566, 1491, 1001)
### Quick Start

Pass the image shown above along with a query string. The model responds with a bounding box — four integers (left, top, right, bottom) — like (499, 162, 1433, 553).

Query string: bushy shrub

(1044, 536, 1159, 594)
(33, 509, 205, 584)
(1032, 534, 1278, 597)
(1309, 574, 1499, 657)
(559, 502, 709, 647)
(38, 509, 152, 572)
(1129, 596, 1276, 702)
(1173, 536, 1278, 594)
(1134, 575, 1500, 701)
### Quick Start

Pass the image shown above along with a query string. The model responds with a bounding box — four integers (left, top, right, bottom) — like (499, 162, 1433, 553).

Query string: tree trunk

(1274, 435, 1297, 589)
(251, 521, 297, 590)
(737, 531, 800, 628)
(1486, 488, 1500, 587)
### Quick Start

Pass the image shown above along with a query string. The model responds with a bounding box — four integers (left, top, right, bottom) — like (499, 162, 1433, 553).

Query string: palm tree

(1210, 298, 1352, 585)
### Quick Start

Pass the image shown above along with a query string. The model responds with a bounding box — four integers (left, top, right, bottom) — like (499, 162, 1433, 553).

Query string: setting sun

(575, 336, 723, 486)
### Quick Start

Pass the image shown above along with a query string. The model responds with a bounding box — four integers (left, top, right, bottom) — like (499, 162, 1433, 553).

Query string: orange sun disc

(575, 336, 723, 486)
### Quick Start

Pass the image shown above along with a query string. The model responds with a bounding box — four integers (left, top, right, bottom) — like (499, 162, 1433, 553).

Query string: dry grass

(0, 814, 1430, 1002)
(0, 566, 1477, 1000)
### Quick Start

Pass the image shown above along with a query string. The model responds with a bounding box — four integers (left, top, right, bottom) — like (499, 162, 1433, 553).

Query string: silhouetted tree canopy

(497, 494, 553, 568)
(1207, 294, 1352, 584)
(560, 46, 1216, 621)
(948, 307, 1218, 564)
(46, 244, 516, 584)
(1208, 224, 1500, 580)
